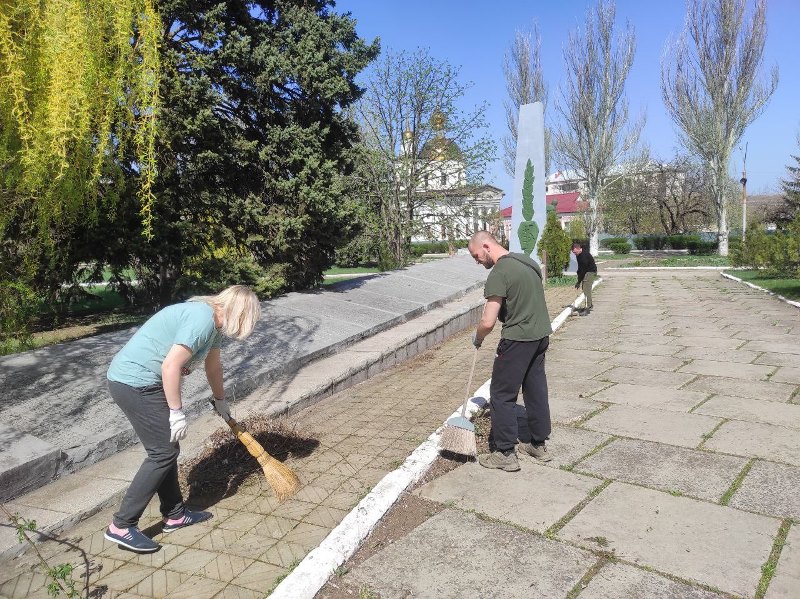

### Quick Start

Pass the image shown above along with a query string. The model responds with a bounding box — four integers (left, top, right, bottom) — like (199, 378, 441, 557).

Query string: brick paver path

(0, 286, 576, 598)
(337, 269, 800, 599)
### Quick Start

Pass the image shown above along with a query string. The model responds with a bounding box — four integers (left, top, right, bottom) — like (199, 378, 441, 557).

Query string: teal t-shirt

(107, 302, 222, 387)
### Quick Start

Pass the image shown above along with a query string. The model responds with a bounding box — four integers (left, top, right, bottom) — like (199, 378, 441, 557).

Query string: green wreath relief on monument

(517, 159, 539, 255)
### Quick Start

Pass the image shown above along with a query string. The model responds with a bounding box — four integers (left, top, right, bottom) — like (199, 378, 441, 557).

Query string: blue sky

(336, 0, 799, 205)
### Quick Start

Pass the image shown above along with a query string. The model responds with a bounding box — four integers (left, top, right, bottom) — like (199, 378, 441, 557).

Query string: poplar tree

(662, 0, 778, 255)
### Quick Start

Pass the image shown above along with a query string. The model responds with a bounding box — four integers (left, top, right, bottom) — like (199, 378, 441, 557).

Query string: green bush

(537, 209, 572, 278)
(609, 241, 631, 254)
(600, 237, 628, 249)
(686, 238, 718, 255)
(567, 219, 587, 241)
(409, 239, 468, 257)
(633, 235, 667, 250)
(732, 226, 771, 269)
(0, 281, 37, 343)
(665, 234, 693, 249)
(733, 217, 800, 276)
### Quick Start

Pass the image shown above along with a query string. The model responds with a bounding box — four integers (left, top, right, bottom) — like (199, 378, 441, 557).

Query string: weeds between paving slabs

(178, 414, 318, 505)
(316, 411, 493, 598)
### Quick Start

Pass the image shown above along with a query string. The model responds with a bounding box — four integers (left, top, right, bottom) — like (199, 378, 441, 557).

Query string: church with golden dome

(399, 109, 504, 243)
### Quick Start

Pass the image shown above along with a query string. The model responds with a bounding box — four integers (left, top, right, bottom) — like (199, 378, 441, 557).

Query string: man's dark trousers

(489, 336, 551, 453)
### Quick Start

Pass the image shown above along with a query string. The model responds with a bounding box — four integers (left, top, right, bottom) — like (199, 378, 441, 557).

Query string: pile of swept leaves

(178, 414, 317, 500)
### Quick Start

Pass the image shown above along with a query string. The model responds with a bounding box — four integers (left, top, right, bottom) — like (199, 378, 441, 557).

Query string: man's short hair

(571, 241, 583, 249)
(470, 230, 497, 246)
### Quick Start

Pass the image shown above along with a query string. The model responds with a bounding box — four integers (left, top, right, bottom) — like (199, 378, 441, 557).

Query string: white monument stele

(509, 102, 546, 264)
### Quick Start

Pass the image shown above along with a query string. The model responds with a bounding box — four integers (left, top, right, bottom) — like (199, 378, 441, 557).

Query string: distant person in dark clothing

(572, 242, 597, 316)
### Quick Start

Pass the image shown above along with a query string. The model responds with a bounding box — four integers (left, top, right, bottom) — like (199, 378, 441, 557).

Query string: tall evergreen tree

(780, 139, 800, 222)
(117, 0, 379, 303)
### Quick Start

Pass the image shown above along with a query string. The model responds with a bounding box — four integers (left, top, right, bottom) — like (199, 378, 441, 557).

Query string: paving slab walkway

(3, 269, 799, 598)
(331, 269, 800, 599)
(0, 276, 578, 598)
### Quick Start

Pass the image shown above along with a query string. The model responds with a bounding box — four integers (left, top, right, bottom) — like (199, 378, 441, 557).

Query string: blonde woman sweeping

(104, 285, 261, 553)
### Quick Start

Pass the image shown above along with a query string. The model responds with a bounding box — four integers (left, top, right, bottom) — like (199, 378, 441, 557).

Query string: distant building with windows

(403, 110, 504, 242)
(501, 171, 588, 238)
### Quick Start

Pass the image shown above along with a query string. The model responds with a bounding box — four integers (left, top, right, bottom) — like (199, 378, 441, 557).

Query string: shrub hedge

(600, 237, 629, 249)
(609, 241, 631, 254)
(632, 234, 718, 253)
(731, 217, 800, 276)
(409, 239, 469, 257)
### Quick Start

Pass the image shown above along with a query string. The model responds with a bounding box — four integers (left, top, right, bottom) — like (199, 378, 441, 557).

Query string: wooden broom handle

(461, 348, 479, 418)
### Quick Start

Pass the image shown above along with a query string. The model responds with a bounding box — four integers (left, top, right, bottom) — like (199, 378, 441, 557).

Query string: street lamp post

(740, 142, 748, 242)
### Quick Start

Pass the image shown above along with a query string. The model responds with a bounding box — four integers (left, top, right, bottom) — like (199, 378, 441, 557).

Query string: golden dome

(430, 108, 446, 132)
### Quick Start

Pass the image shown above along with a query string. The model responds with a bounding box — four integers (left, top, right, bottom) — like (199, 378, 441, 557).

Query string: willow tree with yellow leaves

(0, 0, 160, 232)
(0, 0, 160, 339)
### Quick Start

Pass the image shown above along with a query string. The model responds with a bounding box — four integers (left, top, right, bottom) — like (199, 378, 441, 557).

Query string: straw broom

(439, 347, 478, 457)
(209, 401, 300, 501)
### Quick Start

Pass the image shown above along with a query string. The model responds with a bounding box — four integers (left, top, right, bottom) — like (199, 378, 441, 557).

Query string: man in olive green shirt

(469, 231, 553, 472)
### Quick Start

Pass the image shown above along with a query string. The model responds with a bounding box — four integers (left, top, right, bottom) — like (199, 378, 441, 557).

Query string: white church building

(402, 110, 504, 242)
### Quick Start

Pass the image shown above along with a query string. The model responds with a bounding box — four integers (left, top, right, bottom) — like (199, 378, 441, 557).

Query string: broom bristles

(439, 424, 477, 457)
(257, 453, 301, 501)
(228, 421, 301, 501)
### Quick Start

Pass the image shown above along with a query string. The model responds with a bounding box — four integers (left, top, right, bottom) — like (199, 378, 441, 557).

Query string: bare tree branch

(502, 23, 550, 177)
(661, 0, 778, 255)
(553, 0, 644, 254)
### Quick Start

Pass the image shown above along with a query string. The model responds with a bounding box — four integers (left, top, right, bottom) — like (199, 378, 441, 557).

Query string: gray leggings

(107, 380, 184, 528)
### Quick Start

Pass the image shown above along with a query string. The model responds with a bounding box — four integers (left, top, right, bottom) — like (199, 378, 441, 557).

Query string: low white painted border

(606, 266, 727, 271)
(721, 272, 800, 309)
(268, 278, 603, 599)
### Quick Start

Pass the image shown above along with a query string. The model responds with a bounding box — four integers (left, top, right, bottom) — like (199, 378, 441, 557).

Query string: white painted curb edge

(606, 266, 727, 270)
(551, 277, 603, 331)
(268, 279, 601, 599)
(721, 272, 800, 309)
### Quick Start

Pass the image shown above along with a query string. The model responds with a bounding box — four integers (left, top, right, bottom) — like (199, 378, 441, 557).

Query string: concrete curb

(268, 280, 604, 599)
(0, 290, 486, 561)
(721, 272, 800, 309)
(606, 266, 728, 271)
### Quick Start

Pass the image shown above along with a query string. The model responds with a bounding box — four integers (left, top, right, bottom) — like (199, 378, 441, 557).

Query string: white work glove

(212, 397, 232, 422)
(472, 332, 482, 349)
(169, 409, 188, 443)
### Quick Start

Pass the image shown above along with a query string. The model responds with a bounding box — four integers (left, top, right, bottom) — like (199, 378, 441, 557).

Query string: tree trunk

(717, 201, 729, 256)
(588, 194, 600, 256)
(711, 168, 729, 257)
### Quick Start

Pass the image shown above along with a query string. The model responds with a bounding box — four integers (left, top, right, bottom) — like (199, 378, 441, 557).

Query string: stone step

(0, 424, 61, 502)
(0, 256, 487, 503)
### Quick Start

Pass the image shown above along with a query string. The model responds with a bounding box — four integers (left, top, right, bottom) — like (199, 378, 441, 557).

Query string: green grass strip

(570, 437, 617, 469)
(546, 479, 612, 538)
(727, 270, 800, 302)
(698, 418, 728, 448)
(574, 403, 611, 427)
(720, 459, 755, 506)
(566, 555, 612, 599)
(756, 519, 792, 599)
